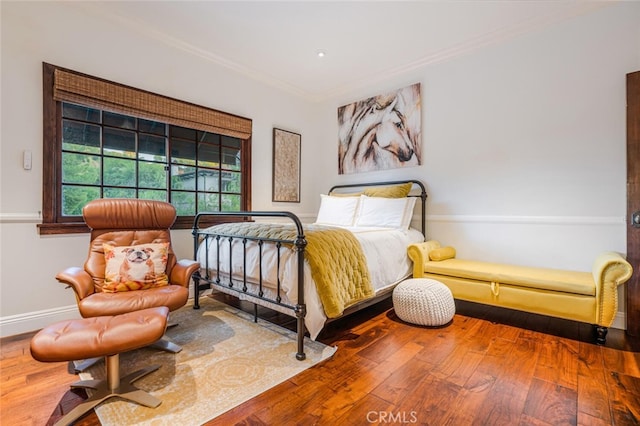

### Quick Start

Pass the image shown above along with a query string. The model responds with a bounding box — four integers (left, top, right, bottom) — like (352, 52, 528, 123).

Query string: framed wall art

(272, 128, 301, 202)
(337, 82, 422, 174)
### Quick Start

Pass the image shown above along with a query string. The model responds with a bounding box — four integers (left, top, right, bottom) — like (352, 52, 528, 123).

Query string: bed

(192, 180, 427, 360)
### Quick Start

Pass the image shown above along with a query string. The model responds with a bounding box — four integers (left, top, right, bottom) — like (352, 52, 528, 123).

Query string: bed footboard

(192, 211, 308, 360)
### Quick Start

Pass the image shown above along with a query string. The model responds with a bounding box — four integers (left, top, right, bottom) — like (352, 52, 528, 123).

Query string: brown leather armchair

(56, 198, 199, 360)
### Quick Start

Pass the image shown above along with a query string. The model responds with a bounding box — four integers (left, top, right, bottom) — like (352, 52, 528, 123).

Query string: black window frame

(39, 63, 252, 235)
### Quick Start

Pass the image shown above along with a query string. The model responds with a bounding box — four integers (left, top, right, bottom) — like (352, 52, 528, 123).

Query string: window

(40, 63, 252, 234)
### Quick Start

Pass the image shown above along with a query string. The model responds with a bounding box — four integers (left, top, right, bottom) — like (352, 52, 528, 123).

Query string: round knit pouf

(392, 278, 455, 326)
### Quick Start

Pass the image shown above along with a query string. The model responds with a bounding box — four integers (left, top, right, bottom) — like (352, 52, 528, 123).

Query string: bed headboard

(327, 180, 427, 237)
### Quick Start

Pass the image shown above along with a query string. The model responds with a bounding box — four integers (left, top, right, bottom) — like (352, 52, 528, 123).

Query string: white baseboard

(0, 305, 81, 338)
(0, 304, 627, 339)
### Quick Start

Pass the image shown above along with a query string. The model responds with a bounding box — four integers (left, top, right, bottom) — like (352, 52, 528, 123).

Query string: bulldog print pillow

(102, 242, 170, 292)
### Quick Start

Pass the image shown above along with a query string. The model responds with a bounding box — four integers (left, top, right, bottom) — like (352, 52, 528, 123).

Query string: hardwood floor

(2, 296, 639, 425)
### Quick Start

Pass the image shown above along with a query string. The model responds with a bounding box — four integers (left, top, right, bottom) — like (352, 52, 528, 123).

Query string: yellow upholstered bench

(407, 240, 633, 344)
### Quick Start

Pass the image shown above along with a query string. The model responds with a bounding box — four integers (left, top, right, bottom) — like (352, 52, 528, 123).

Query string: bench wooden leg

(594, 325, 608, 345)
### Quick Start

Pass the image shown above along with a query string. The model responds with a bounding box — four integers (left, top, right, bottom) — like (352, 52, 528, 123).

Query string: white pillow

(314, 194, 360, 227)
(401, 196, 417, 229)
(354, 195, 416, 229)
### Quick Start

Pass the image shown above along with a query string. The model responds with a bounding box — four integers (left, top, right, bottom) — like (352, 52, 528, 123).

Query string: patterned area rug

(80, 296, 336, 425)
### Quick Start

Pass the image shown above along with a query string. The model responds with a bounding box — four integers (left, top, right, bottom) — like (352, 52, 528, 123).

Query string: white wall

(314, 3, 639, 324)
(1, 1, 638, 337)
(0, 1, 320, 336)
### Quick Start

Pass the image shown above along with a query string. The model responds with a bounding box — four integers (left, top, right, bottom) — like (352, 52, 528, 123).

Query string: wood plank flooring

(2, 296, 639, 425)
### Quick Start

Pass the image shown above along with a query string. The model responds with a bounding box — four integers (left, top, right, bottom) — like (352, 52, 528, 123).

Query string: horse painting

(338, 83, 421, 174)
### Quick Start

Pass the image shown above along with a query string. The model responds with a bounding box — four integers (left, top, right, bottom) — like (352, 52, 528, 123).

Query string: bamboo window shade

(53, 68, 252, 139)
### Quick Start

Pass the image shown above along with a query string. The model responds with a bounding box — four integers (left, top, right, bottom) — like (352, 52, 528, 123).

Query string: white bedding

(196, 225, 424, 339)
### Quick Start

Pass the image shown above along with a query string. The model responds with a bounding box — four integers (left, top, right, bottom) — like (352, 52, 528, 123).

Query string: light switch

(23, 150, 32, 170)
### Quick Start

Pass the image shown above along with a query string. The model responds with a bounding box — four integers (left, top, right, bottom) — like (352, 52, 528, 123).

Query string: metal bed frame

(192, 180, 427, 360)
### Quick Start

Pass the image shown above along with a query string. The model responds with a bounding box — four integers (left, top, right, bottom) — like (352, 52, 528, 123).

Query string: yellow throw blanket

(204, 222, 373, 318)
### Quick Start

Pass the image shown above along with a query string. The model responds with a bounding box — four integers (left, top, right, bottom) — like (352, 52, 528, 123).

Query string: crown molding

(70, 2, 313, 100)
(71, 1, 611, 103)
(317, 1, 611, 102)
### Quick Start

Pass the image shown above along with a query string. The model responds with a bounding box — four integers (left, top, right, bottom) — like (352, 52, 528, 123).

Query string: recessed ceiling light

(317, 50, 327, 58)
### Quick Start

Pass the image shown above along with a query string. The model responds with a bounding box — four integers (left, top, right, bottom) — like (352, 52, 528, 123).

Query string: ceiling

(79, 1, 607, 102)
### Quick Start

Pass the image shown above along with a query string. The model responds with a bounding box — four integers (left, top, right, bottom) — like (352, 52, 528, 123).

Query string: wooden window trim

(39, 63, 252, 235)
